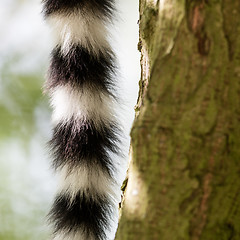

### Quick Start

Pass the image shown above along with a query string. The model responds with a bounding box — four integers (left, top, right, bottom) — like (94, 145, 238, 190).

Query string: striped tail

(42, 1, 121, 239)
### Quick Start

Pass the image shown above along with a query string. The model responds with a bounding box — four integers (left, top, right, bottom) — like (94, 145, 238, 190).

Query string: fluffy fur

(42, 1, 121, 239)
(47, 11, 111, 55)
(50, 85, 114, 127)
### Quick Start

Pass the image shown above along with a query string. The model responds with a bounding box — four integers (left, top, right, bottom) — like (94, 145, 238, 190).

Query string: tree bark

(115, 0, 240, 239)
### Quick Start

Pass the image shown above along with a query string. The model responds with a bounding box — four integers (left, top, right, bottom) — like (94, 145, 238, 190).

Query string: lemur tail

(42, 1, 121, 239)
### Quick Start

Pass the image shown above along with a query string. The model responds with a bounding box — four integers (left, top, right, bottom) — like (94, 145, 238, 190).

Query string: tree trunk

(115, 0, 240, 239)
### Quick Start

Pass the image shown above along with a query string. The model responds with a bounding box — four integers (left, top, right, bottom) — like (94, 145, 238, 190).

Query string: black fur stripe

(50, 119, 120, 174)
(42, 0, 115, 18)
(46, 45, 116, 94)
(49, 192, 113, 239)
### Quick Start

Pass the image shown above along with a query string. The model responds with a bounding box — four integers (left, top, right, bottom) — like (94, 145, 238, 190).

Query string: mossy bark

(115, 0, 240, 239)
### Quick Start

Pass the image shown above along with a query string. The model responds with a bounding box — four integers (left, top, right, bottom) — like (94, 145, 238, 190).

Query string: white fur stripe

(50, 85, 115, 127)
(47, 11, 110, 55)
(53, 231, 94, 240)
(58, 164, 118, 201)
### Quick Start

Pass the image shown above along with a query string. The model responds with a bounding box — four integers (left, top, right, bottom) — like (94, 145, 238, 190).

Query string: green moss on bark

(115, 0, 240, 239)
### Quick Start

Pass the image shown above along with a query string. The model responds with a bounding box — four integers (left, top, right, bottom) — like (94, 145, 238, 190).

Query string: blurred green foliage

(0, 60, 50, 239)
(0, 1, 52, 238)
(0, 60, 44, 140)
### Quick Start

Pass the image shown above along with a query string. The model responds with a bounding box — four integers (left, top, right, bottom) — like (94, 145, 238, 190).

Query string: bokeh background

(0, 0, 140, 239)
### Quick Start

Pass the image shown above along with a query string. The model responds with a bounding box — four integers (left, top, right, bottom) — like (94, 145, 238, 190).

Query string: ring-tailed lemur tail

(42, 1, 121, 239)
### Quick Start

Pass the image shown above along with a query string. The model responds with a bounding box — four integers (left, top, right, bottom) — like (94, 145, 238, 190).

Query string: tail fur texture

(42, 1, 121, 239)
